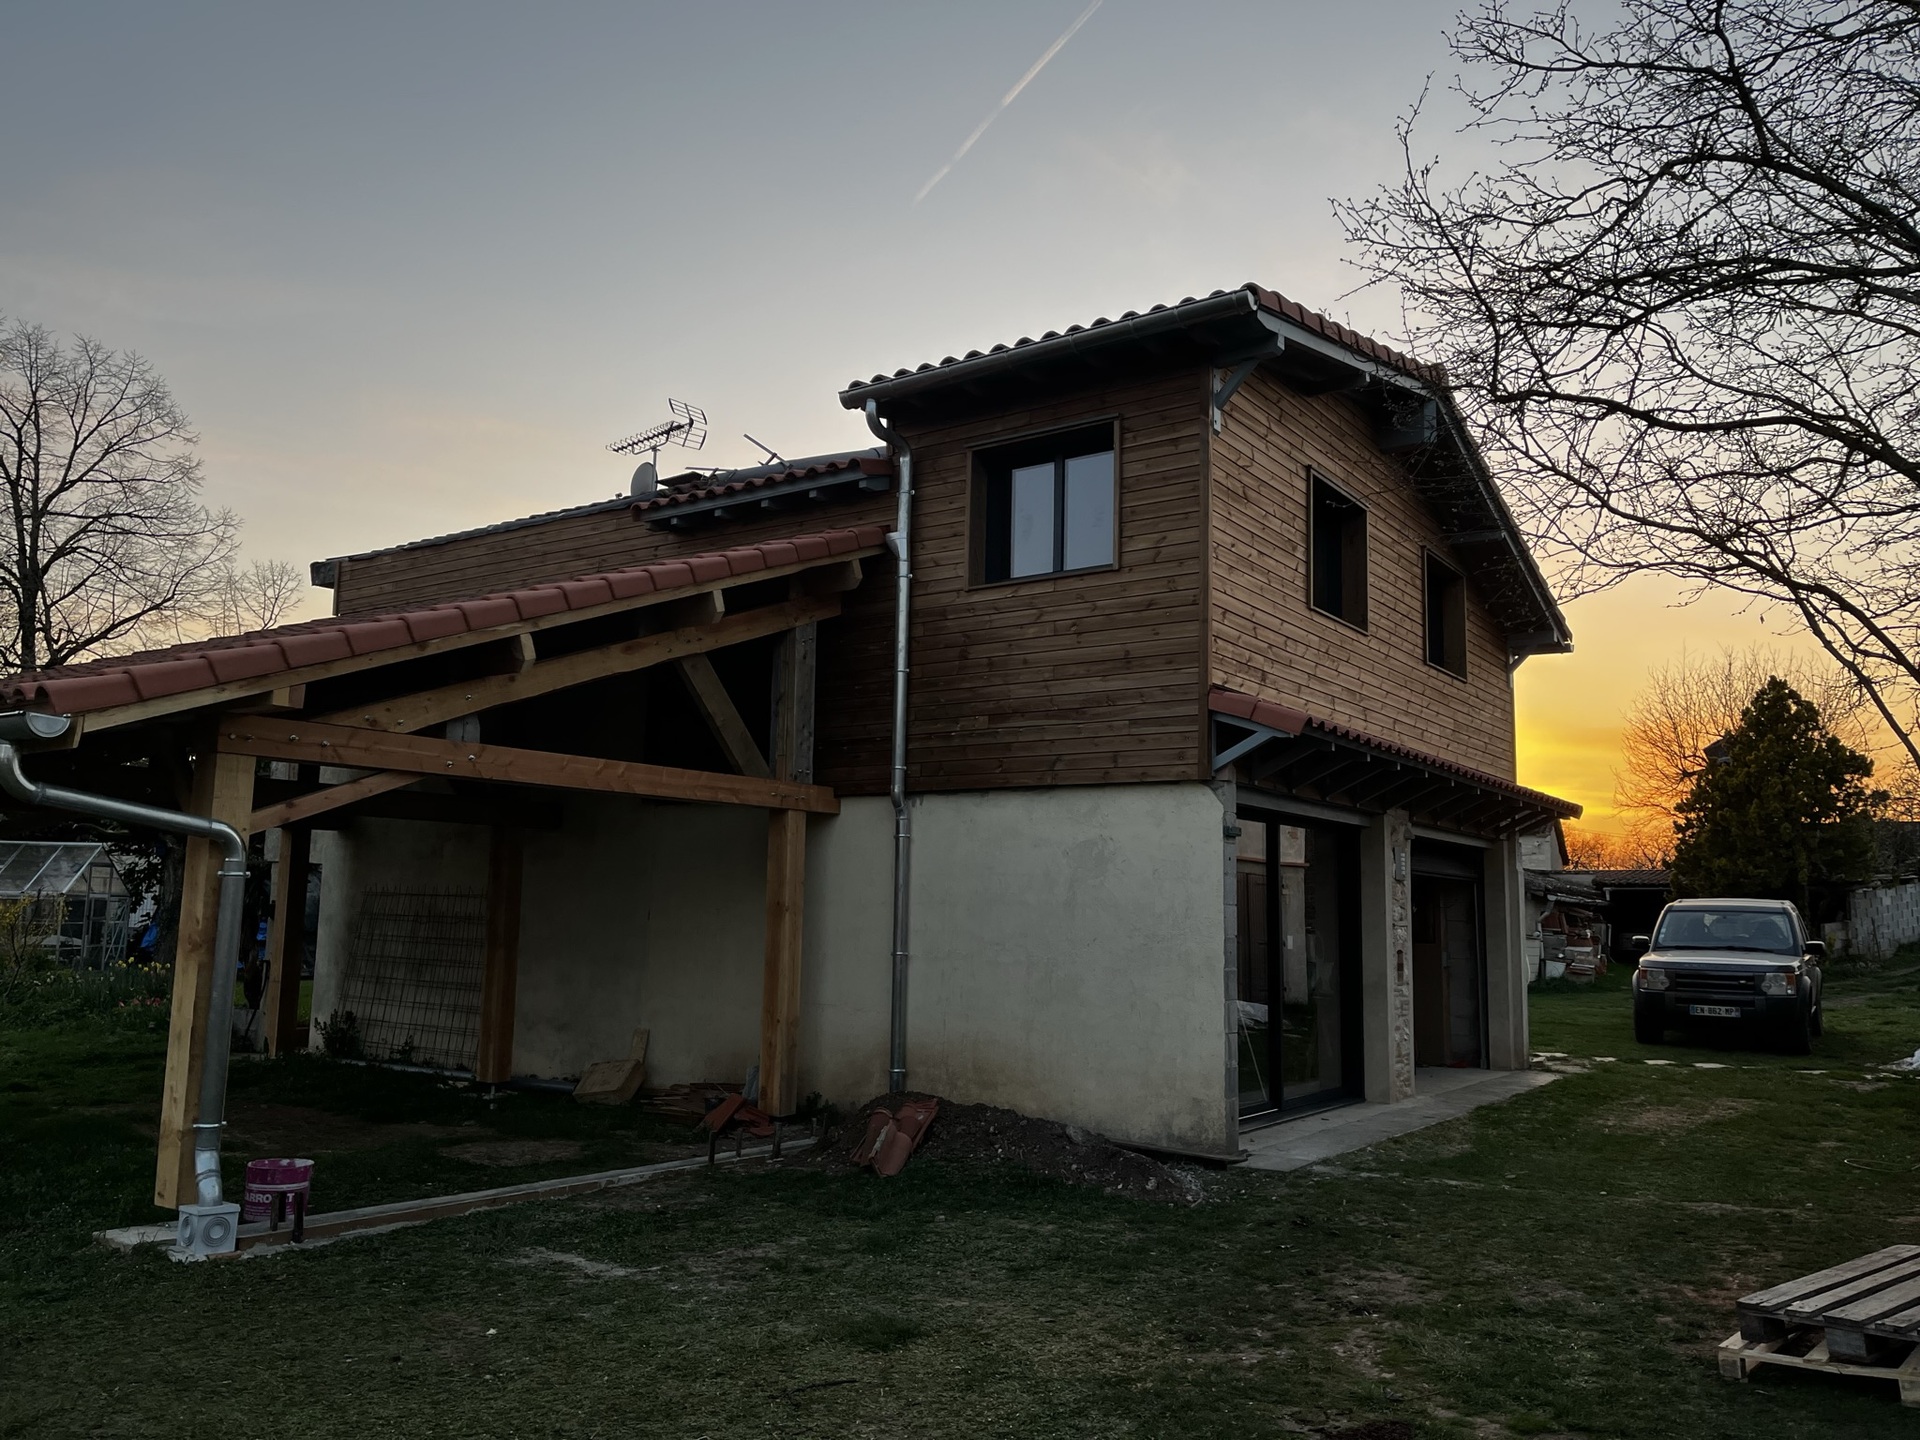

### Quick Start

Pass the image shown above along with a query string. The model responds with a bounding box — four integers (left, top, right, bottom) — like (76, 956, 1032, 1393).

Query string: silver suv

(1631, 898, 1825, 1054)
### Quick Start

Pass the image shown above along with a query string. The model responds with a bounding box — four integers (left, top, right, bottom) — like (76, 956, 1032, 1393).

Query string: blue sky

(2, 2, 1800, 822)
(0, 2, 1465, 566)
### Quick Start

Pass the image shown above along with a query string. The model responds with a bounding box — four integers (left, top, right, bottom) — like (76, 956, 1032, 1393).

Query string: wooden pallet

(1737, 1244, 1920, 1362)
(1719, 1329, 1920, 1406)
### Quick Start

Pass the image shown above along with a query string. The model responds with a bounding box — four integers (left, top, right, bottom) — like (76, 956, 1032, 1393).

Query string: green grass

(4, 956, 1920, 1438)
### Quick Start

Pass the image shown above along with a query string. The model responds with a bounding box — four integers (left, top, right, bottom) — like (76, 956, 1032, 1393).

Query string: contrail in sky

(912, 0, 1104, 205)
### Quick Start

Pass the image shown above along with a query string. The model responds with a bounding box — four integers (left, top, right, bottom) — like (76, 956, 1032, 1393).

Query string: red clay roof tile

(1208, 685, 1578, 818)
(0, 524, 887, 717)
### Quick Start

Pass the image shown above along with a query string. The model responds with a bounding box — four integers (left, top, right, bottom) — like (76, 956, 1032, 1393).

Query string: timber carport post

(0, 525, 881, 1215)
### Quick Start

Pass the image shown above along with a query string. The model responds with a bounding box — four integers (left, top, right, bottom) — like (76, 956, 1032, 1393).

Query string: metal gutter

(0, 711, 249, 1258)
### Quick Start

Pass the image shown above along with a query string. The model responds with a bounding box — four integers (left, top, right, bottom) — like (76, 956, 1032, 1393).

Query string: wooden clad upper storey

(302, 285, 1567, 800)
(1209, 371, 1520, 779)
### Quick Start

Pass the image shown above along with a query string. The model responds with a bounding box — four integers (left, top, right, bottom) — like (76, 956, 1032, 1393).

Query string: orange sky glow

(1513, 574, 1830, 836)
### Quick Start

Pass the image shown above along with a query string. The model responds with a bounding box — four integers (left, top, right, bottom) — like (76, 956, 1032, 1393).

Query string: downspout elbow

(0, 722, 250, 1250)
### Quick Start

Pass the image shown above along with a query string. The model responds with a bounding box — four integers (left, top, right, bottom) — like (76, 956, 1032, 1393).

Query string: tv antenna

(609, 399, 707, 495)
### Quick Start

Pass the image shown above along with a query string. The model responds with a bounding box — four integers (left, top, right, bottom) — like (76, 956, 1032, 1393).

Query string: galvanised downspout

(864, 399, 913, 1094)
(0, 712, 249, 1256)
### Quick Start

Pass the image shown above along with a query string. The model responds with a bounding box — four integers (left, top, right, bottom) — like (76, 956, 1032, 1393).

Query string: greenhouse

(0, 841, 133, 970)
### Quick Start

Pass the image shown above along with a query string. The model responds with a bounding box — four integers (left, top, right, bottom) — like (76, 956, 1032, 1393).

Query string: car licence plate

(1688, 1004, 1741, 1018)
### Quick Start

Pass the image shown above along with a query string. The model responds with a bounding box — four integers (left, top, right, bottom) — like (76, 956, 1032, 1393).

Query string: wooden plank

(1823, 1268, 1920, 1327)
(214, 718, 838, 814)
(1783, 1257, 1920, 1322)
(248, 769, 419, 831)
(475, 827, 523, 1084)
(261, 825, 311, 1057)
(1739, 1245, 1920, 1340)
(676, 654, 770, 778)
(78, 547, 880, 734)
(319, 595, 840, 735)
(154, 746, 255, 1209)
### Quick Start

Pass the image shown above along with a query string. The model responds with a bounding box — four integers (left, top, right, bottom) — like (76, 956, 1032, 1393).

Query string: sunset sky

(0, 3, 1829, 828)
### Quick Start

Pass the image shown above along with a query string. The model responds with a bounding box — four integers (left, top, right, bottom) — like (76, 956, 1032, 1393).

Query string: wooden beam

(759, 810, 806, 1115)
(317, 596, 840, 737)
(676, 654, 770, 778)
(214, 719, 839, 814)
(248, 769, 419, 831)
(155, 746, 254, 1209)
(75, 544, 882, 734)
(262, 825, 312, 1057)
(759, 621, 817, 1116)
(475, 827, 523, 1084)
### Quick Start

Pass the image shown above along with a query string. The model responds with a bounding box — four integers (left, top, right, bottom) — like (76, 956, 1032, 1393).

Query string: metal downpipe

(865, 400, 913, 1095)
(0, 718, 248, 1223)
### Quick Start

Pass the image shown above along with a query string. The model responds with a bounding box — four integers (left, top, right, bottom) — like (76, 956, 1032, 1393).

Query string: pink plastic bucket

(242, 1157, 314, 1224)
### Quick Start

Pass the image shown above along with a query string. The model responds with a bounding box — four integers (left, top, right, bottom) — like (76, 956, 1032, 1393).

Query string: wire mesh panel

(337, 889, 489, 1069)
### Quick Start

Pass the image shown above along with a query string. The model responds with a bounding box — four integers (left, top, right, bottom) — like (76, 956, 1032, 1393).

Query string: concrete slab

(1240, 1067, 1558, 1173)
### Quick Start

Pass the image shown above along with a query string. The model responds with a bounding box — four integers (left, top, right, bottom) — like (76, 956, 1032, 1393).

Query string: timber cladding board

(888, 370, 1212, 792)
(1210, 371, 1519, 779)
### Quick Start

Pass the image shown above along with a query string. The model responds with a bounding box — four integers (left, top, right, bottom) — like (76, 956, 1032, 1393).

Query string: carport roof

(0, 523, 887, 721)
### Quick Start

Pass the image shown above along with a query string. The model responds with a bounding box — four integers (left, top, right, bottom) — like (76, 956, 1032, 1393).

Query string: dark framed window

(975, 423, 1117, 583)
(1424, 550, 1468, 678)
(1309, 473, 1368, 628)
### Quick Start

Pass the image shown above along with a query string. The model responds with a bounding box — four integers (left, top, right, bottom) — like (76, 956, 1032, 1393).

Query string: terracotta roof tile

(844, 284, 1445, 394)
(632, 452, 892, 517)
(0, 524, 888, 717)
(1209, 685, 1579, 818)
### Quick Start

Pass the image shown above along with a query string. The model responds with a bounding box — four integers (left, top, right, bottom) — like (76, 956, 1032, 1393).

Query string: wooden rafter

(248, 769, 420, 832)
(317, 595, 840, 736)
(213, 719, 839, 814)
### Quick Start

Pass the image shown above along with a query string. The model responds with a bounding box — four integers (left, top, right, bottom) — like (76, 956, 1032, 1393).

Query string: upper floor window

(1424, 550, 1468, 678)
(1309, 473, 1368, 628)
(975, 423, 1116, 583)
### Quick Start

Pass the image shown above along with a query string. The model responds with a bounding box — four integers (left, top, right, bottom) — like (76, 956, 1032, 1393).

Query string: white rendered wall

(894, 783, 1232, 1154)
(307, 819, 489, 1047)
(512, 795, 766, 1084)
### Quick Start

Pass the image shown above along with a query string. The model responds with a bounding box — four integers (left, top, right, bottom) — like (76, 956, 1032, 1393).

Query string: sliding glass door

(1236, 814, 1360, 1116)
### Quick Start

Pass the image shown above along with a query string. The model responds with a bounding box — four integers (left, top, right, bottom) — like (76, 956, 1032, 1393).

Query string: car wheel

(1809, 992, 1824, 1039)
(1634, 1006, 1664, 1045)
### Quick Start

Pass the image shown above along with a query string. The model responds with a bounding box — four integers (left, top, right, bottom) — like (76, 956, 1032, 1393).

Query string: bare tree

(1616, 646, 1874, 843)
(206, 558, 308, 636)
(1562, 823, 1671, 869)
(0, 319, 238, 671)
(1340, 1, 1920, 765)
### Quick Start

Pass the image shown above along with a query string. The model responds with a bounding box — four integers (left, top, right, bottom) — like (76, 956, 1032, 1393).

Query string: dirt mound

(809, 1093, 1206, 1205)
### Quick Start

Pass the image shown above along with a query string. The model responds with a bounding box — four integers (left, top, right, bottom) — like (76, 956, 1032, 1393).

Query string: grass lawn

(4, 957, 1920, 1439)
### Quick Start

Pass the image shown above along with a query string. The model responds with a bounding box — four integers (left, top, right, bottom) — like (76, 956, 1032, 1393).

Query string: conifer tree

(1671, 679, 1880, 916)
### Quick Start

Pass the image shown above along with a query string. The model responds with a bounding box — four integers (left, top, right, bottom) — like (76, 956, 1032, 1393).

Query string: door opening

(1411, 875, 1485, 1067)
(1237, 814, 1361, 1115)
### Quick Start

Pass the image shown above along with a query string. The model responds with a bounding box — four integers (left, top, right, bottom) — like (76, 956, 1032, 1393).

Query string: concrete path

(1240, 1067, 1558, 1173)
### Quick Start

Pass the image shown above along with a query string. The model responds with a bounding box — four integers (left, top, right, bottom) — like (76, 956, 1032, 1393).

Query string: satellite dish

(629, 460, 659, 497)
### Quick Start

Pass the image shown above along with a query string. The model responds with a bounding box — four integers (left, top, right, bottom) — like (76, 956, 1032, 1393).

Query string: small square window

(976, 424, 1116, 583)
(1309, 474, 1368, 628)
(1424, 550, 1467, 678)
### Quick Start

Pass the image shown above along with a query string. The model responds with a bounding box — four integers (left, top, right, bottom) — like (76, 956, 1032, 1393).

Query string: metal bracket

(1210, 720, 1288, 773)
(1210, 357, 1264, 434)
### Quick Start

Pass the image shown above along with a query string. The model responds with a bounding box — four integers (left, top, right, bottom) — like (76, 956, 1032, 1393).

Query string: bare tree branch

(1339, 0, 1920, 754)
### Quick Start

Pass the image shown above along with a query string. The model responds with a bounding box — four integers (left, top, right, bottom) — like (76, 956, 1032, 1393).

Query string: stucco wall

(895, 783, 1232, 1153)
(308, 783, 1233, 1152)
